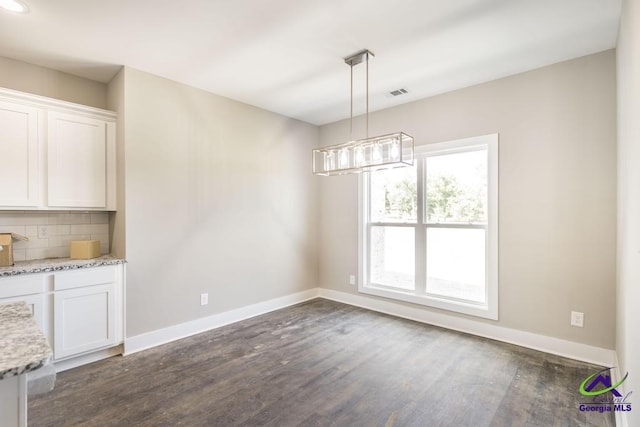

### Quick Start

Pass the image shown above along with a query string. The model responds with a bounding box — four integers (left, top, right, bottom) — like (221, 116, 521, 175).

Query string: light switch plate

(571, 311, 584, 327)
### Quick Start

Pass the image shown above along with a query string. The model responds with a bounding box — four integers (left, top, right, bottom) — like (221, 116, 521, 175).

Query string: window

(359, 134, 498, 319)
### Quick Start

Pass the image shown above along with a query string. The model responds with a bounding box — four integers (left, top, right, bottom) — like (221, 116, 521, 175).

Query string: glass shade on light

(312, 132, 414, 175)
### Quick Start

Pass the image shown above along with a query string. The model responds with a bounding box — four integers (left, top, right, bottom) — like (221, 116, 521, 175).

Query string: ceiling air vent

(389, 88, 408, 96)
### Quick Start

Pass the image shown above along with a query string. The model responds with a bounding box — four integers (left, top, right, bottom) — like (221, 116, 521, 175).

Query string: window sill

(359, 284, 498, 320)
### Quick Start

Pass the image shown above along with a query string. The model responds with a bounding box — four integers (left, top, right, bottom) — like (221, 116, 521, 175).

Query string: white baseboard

(318, 288, 616, 367)
(124, 286, 615, 367)
(124, 288, 320, 356)
(54, 346, 124, 373)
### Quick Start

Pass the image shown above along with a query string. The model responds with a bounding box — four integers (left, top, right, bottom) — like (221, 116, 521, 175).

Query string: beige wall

(318, 50, 617, 349)
(121, 67, 320, 337)
(617, 0, 640, 423)
(0, 50, 621, 355)
(107, 68, 126, 259)
(0, 56, 107, 109)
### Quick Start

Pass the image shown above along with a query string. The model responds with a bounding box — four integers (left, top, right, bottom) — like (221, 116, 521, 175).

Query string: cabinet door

(0, 100, 40, 207)
(48, 112, 107, 208)
(53, 283, 116, 359)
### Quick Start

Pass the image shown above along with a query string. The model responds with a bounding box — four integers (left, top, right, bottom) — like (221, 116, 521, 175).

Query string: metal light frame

(312, 49, 414, 176)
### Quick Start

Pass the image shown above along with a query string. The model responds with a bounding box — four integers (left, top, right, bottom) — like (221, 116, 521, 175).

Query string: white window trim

(358, 133, 499, 320)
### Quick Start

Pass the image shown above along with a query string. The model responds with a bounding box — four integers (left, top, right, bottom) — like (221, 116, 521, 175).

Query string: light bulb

(339, 149, 349, 169)
(355, 146, 365, 166)
(372, 143, 382, 163)
(325, 151, 336, 171)
(390, 140, 400, 160)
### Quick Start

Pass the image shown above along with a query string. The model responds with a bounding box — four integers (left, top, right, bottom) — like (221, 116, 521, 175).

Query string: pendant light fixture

(312, 49, 414, 176)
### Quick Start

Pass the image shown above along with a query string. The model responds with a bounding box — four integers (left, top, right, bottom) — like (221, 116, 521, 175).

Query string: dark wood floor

(30, 299, 615, 427)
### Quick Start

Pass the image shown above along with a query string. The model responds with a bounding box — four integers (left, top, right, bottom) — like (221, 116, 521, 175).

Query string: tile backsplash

(0, 211, 110, 261)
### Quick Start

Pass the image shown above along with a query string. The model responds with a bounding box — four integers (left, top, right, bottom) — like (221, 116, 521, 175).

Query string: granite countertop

(0, 255, 126, 278)
(0, 302, 52, 380)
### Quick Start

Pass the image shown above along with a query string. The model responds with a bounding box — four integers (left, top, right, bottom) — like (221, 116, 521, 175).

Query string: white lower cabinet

(0, 274, 50, 346)
(54, 283, 116, 359)
(0, 264, 124, 366)
(51, 265, 124, 362)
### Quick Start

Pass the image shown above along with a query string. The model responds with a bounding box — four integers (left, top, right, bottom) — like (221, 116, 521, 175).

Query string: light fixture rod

(350, 60, 353, 140)
(366, 51, 369, 139)
(344, 49, 374, 141)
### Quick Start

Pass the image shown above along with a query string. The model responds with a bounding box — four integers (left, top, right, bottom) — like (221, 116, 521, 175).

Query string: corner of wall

(106, 68, 126, 259)
(616, 1, 640, 426)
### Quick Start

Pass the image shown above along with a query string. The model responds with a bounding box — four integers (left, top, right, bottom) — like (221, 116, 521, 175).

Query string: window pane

(370, 226, 415, 290)
(426, 150, 487, 224)
(426, 227, 485, 303)
(370, 165, 417, 223)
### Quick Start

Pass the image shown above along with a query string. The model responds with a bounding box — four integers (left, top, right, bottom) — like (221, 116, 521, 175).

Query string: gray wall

(0, 51, 620, 354)
(617, 0, 639, 423)
(120, 67, 320, 337)
(318, 50, 617, 350)
(107, 68, 126, 259)
(0, 56, 107, 109)
(0, 55, 321, 339)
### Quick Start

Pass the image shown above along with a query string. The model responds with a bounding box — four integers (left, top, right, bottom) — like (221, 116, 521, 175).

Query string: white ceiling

(0, 0, 621, 125)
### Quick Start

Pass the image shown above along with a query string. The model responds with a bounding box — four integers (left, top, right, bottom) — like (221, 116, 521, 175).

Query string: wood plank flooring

(29, 299, 615, 426)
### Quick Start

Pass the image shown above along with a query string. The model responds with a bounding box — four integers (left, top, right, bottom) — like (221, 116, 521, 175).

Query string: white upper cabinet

(0, 100, 40, 207)
(48, 112, 114, 208)
(0, 88, 117, 210)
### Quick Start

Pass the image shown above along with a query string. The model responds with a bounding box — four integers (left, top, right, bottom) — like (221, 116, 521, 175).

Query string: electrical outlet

(571, 311, 584, 327)
(200, 293, 208, 306)
(349, 275, 356, 286)
(38, 225, 49, 238)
